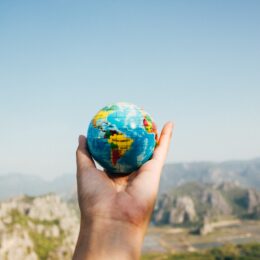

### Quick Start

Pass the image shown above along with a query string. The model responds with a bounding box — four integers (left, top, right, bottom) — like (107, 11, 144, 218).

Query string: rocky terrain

(0, 182, 260, 259)
(0, 158, 260, 258)
(153, 182, 260, 230)
(0, 192, 260, 260)
(0, 194, 79, 260)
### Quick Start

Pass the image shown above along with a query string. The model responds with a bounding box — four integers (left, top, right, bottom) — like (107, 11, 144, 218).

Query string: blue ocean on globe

(87, 102, 158, 174)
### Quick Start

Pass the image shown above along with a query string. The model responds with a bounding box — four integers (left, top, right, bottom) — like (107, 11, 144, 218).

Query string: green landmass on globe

(87, 102, 158, 174)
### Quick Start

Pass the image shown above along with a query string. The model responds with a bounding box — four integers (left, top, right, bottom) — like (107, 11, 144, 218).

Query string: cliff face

(169, 196, 197, 224)
(246, 189, 260, 218)
(153, 182, 260, 226)
(0, 194, 79, 260)
(202, 189, 232, 215)
(154, 195, 197, 225)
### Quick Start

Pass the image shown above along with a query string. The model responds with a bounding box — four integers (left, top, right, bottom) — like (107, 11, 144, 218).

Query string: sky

(0, 0, 259, 180)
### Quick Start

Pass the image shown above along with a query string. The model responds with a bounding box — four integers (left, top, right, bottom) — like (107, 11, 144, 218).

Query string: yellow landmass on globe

(108, 133, 134, 165)
(92, 109, 114, 127)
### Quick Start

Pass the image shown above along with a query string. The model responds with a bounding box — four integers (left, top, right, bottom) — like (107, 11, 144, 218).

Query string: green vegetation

(141, 243, 260, 260)
(221, 188, 248, 217)
(7, 209, 64, 259)
(8, 209, 60, 228)
(29, 230, 63, 260)
(9, 209, 28, 228)
(142, 252, 212, 260)
(32, 218, 60, 227)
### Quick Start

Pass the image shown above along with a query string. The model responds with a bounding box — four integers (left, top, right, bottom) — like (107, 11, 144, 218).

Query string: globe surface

(87, 102, 158, 174)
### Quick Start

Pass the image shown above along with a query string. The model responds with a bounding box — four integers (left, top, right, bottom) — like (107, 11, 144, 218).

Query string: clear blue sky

(0, 0, 259, 179)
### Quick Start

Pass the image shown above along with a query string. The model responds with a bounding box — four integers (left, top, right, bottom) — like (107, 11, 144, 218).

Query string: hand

(73, 122, 173, 260)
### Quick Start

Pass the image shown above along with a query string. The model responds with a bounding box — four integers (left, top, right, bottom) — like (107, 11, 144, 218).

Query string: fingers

(76, 135, 96, 171)
(152, 121, 173, 168)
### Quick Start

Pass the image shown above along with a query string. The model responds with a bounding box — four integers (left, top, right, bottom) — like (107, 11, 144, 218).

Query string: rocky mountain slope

(0, 182, 260, 259)
(153, 182, 260, 227)
(0, 194, 79, 260)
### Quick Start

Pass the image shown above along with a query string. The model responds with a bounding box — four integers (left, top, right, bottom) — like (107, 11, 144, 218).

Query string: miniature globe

(87, 102, 158, 174)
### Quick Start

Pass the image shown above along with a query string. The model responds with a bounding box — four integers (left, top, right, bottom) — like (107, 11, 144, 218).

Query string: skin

(73, 122, 173, 260)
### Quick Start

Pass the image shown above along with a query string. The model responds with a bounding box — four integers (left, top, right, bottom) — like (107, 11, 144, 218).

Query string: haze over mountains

(160, 157, 260, 194)
(0, 158, 259, 200)
(0, 173, 76, 200)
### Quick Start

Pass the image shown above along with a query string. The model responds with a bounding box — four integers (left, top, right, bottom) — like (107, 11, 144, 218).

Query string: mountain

(159, 158, 260, 193)
(0, 157, 259, 200)
(1, 192, 260, 260)
(0, 194, 79, 259)
(153, 181, 260, 229)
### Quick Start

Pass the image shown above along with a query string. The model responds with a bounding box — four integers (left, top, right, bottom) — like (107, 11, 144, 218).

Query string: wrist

(73, 216, 145, 260)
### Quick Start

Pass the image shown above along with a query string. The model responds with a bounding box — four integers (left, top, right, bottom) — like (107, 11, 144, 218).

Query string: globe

(87, 102, 158, 174)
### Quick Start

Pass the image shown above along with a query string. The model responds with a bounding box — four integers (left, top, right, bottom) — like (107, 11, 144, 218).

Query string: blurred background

(0, 0, 259, 259)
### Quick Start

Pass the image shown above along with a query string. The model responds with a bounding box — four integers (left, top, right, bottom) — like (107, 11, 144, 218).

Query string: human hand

(73, 122, 173, 260)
